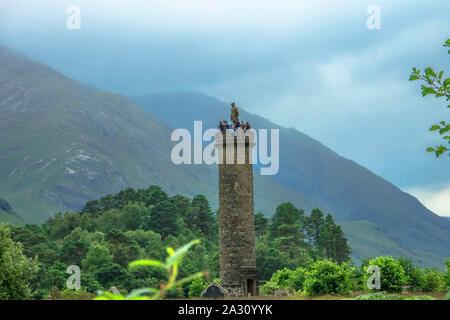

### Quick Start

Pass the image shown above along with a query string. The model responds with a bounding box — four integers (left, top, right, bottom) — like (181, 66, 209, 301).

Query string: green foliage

(58, 288, 96, 300)
(270, 268, 293, 289)
(260, 281, 281, 295)
(256, 205, 350, 282)
(354, 292, 404, 300)
(421, 267, 445, 292)
(288, 267, 307, 292)
(0, 224, 38, 299)
(144, 198, 181, 239)
(410, 38, 450, 158)
(407, 266, 425, 292)
(266, 267, 307, 293)
(8, 187, 351, 299)
(188, 276, 208, 298)
(363, 256, 407, 292)
(190, 195, 216, 240)
(445, 258, 450, 288)
(255, 212, 269, 239)
(303, 259, 354, 296)
(96, 239, 206, 300)
(405, 295, 437, 300)
(354, 292, 437, 300)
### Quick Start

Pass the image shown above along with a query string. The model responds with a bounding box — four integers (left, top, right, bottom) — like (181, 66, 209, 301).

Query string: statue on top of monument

(230, 102, 239, 123)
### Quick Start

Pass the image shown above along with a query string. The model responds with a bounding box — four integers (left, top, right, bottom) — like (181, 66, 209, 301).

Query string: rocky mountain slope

(0, 46, 316, 224)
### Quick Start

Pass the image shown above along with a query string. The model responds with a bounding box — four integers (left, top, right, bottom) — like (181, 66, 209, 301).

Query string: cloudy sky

(0, 0, 449, 215)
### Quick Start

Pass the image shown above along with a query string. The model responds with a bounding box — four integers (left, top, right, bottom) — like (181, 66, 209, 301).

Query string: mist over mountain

(132, 91, 450, 267)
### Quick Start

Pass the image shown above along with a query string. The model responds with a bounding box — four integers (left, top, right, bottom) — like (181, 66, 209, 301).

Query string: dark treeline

(7, 185, 351, 299)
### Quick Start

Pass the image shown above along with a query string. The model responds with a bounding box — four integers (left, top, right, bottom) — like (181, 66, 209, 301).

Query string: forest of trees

(0, 185, 355, 299)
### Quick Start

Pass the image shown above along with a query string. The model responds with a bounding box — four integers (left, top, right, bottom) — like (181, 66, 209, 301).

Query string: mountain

(132, 91, 450, 267)
(0, 197, 23, 225)
(0, 46, 316, 225)
(1, 45, 448, 267)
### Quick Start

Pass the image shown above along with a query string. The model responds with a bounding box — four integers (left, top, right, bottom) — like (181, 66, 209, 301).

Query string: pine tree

(191, 195, 215, 240)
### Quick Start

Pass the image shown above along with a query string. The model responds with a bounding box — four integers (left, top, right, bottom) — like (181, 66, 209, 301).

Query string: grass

(253, 290, 448, 300)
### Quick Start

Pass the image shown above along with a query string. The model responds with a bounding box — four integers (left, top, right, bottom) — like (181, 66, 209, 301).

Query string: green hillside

(0, 46, 316, 224)
(0, 198, 23, 225)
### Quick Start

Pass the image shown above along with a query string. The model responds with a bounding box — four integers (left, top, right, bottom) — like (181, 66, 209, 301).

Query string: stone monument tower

(213, 127, 259, 297)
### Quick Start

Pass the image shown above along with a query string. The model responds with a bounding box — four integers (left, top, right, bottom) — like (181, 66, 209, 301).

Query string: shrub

(270, 268, 293, 289)
(188, 276, 207, 298)
(260, 281, 281, 296)
(363, 256, 406, 292)
(303, 259, 353, 296)
(288, 267, 307, 292)
(445, 258, 450, 289)
(59, 288, 95, 300)
(422, 267, 445, 292)
(445, 290, 450, 300)
(0, 224, 38, 300)
(407, 266, 425, 292)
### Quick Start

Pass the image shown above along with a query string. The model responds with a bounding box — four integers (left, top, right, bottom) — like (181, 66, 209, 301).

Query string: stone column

(214, 129, 258, 297)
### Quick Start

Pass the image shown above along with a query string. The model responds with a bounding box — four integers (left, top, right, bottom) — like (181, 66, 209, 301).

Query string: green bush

(260, 281, 281, 296)
(445, 258, 450, 289)
(58, 288, 95, 300)
(422, 267, 445, 292)
(188, 276, 207, 298)
(270, 268, 293, 289)
(407, 266, 425, 292)
(0, 224, 38, 300)
(363, 256, 406, 292)
(445, 290, 450, 300)
(303, 260, 353, 296)
(288, 267, 307, 292)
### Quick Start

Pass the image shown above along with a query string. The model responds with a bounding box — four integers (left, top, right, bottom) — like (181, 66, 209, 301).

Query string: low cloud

(407, 185, 450, 217)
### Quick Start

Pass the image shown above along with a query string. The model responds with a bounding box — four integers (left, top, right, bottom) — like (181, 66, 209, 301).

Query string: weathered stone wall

(214, 130, 258, 296)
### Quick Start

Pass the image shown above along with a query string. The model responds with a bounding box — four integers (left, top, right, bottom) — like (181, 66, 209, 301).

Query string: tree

(268, 203, 306, 256)
(269, 268, 293, 289)
(303, 259, 353, 296)
(318, 214, 336, 259)
(190, 195, 215, 240)
(288, 267, 307, 292)
(333, 225, 351, 264)
(82, 242, 114, 273)
(305, 208, 324, 246)
(256, 239, 291, 281)
(255, 212, 269, 239)
(445, 258, 450, 288)
(188, 276, 207, 298)
(144, 199, 180, 239)
(0, 224, 38, 299)
(119, 202, 148, 231)
(106, 230, 142, 267)
(146, 186, 169, 206)
(410, 38, 450, 158)
(11, 224, 58, 266)
(422, 267, 445, 292)
(363, 256, 407, 292)
(408, 266, 425, 292)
